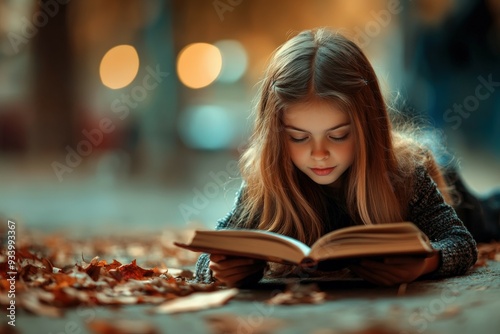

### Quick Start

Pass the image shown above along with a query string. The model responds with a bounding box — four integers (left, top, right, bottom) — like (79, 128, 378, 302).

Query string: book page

(176, 229, 312, 264)
(310, 222, 420, 248)
(309, 222, 433, 260)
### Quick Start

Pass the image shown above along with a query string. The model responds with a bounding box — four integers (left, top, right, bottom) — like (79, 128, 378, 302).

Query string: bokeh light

(100, 45, 140, 89)
(176, 43, 222, 89)
(214, 40, 248, 83)
(177, 105, 235, 150)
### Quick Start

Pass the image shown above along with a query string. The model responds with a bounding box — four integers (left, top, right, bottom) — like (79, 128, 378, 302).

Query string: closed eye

(289, 136, 308, 143)
(328, 133, 349, 142)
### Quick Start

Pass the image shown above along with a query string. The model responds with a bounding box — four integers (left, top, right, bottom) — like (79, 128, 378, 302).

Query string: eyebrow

(284, 123, 350, 133)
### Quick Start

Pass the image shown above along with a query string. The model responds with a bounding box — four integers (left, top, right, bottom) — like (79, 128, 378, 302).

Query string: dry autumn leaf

(20, 292, 63, 317)
(87, 318, 159, 334)
(114, 259, 155, 281)
(314, 324, 410, 334)
(205, 312, 285, 334)
(1, 323, 20, 334)
(0, 229, 210, 314)
(436, 305, 462, 319)
(153, 288, 239, 314)
(475, 242, 500, 267)
(266, 283, 326, 305)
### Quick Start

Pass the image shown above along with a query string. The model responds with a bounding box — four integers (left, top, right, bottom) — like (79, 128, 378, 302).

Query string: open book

(174, 222, 435, 267)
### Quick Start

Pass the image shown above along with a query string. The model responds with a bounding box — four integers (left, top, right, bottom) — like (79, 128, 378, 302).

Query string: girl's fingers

(212, 262, 266, 286)
(362, 258, 427, 282)
(383, 257, 422, 265)
(350, 265, 389, 285)
(354, 258, 427, 285)
(211, 262, 255, 278)
(209, 254, 226, 262)
(209, 257, 257, 271)
(350, 265, 400, 286)
(217, 271, 259, 287)
(216, 264, 263, 281)
(209, 257, 266, 286)
(360, 260, 408, 276)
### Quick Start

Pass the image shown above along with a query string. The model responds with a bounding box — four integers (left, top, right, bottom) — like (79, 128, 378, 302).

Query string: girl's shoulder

(406, 163, 449, 208)
(390, 161, 442, 212)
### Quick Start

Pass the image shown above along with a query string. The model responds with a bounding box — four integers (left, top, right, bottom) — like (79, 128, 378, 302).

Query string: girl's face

(283, 99, 355, 186)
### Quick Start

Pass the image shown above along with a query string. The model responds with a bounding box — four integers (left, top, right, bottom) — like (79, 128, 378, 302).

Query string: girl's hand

(209, 254, 267, 287)
(348, 253, 440, 286)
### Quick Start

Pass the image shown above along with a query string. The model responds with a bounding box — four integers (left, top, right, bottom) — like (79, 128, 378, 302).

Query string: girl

(194, 28, 481, 287)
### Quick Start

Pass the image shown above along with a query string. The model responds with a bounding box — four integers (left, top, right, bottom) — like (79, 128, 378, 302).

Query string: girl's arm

(350, 166, 477, 285)
(407, 166, 478, 277)
(192, 184, 246, 283)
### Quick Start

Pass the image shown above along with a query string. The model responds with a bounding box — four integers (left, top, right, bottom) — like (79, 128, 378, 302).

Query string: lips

(310, 167, 335, 176)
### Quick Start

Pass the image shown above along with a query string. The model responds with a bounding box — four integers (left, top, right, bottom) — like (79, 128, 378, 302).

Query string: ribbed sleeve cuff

(429, 238, 477, 278)
(191, 253, 214, 284)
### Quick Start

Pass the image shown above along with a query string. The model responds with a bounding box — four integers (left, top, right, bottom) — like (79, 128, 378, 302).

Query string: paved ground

(12, 260, 500, 334)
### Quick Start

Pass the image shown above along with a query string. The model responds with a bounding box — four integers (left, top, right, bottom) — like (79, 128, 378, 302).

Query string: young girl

(193, 28, 482, 287)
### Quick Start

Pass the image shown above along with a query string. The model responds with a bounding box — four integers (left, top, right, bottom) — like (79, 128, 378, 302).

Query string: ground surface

(2, 229, 500, 334)
(11, 262, 500, 334)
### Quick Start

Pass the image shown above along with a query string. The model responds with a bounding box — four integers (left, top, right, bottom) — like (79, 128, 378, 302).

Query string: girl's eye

(329, 133, 349, 142)
(289, 136, 308, 143)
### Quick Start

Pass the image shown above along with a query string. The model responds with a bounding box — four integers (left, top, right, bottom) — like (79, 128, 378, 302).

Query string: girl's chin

(310, 176, 339, 185)
(308, 174, 344, 188)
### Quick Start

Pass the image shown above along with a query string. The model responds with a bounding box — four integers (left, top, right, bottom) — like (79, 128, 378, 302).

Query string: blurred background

(0, 0, 499, 235)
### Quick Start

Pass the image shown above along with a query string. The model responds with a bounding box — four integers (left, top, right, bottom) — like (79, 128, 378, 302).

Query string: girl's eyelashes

(287, 133, 349, 143)
(289, 136, 308, 143)
(328, 133, 349, 142)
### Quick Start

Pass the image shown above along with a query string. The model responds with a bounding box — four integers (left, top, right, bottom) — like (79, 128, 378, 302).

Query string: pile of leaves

(474, 241, 500, 267)
(0, 227, 221, 317)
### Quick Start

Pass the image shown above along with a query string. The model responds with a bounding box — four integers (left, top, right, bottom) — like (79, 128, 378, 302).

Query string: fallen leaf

(312, 324, 406, 334)
(87, 318, 159, 334)
(0, 323, 20, 334)
(436, 305, 462, 319)
(266, 283, 326, 305)
(105, 259, 123, 270)
(167, 267, 194, 279)
(116, 260, 154, 281)
(205, 312, 285, 334)
(95, 293, 139, 305)
(153, 288, 239, 314)
(397, 283, 407, 296)
(20, 293, 63, 317)
(84, 257, 103, 281)
(476, 242, 500, 266)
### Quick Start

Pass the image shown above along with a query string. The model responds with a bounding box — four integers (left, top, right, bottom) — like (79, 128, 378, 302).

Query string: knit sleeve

(408, 166, 478, 278)
(192, 183, 246, 283)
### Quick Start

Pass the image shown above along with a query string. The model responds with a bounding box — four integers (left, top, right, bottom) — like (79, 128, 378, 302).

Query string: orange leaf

(85, 263, 101, 282)
(153, 288, 239, 314)
(105, 259, 122, 271)
(116, 260, 154, 281)
(87, 318, 159, 334)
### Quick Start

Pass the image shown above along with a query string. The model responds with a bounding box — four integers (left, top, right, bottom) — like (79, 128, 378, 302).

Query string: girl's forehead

(282, 100, 350, 133)
(283, 99, 347, 121)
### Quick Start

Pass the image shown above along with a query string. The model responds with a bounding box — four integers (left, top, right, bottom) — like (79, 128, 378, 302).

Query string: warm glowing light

(177, 43, 222, 89)
(100, 45, 139, 89)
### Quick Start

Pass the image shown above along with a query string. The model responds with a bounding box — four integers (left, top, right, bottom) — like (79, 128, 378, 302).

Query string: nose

(311, 142, 330, 161)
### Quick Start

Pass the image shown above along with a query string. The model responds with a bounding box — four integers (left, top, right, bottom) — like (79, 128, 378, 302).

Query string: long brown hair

(237, 28, 452, 246)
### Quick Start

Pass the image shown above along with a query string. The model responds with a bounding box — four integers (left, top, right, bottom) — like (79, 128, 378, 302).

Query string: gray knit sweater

(193, 166, 478, 283)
